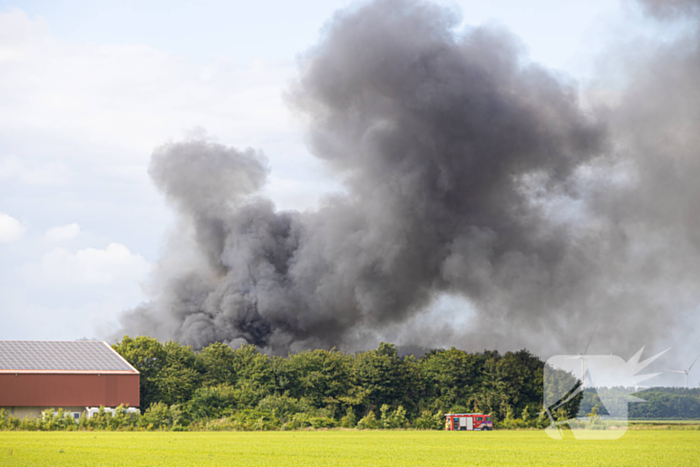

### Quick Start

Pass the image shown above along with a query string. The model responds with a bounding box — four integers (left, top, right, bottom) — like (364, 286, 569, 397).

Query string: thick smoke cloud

(637, 0, 700, 18)
(118, 0, 700, 359)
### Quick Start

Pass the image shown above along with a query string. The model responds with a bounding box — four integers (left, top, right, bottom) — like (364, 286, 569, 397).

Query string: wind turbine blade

(687, 352, 700, 373)
(583, 325, 598, 356)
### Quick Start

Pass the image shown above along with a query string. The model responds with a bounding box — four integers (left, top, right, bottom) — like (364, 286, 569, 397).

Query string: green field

(1, 430, 699, 466)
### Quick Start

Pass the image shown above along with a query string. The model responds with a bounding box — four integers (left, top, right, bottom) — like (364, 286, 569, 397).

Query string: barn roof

(0, 341, 138, 374)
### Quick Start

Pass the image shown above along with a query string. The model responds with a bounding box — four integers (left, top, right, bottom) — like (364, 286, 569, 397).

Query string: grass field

(630, 420, 700, 425)
(1, 430, 699, 466)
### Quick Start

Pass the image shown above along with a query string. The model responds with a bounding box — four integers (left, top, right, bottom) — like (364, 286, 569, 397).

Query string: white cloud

(28, 243, 150, 284)
(0, 155, 72, 185)
(44, 223, 80, 242)
(0, 212, 24, 242)
(0, 8, 329, 209)
(0, 9, 298, 164)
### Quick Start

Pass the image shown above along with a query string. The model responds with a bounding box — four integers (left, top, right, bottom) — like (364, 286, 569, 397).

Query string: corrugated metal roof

(0, 341, 137, 373)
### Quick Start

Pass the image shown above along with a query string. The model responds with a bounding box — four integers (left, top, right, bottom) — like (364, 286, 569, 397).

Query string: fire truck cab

(445, 413, 493, 431)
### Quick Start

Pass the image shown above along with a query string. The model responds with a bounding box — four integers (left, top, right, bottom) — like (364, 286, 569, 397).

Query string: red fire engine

(445, 413, 493, 431)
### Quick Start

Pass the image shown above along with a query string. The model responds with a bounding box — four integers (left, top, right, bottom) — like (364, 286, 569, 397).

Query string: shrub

(88, 407, 111, 430)
(357, 411, 379, 430)
(380, 405, 407, 429)
(256, 395, 317, 422)
(139, 403, 183, 430)
(106, 405, 138, 430)
(340, 408, 356, 428)
(206, 409, 280, 431)
(284, 413, 313, 430)
(18, 417, 40, 431)
(413, 410, 443, 430)
(310, 417, 338, 429)
(283, 413, 338, 430)
(41, 408, 78, 431)
(79, 413, 89, 430)
(187, 385, 237, 420)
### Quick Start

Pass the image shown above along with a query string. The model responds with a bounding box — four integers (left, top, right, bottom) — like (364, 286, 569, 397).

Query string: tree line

(104, 336, 559, 430)
(631, 388, 700, 419)
(578, 388, 700, 420)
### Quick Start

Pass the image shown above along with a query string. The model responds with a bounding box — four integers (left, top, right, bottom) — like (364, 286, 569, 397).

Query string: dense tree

(352, 343, 408, 414)
(187, 385, 238, 420)
(156, 341, 201, 406)
(420, 347, 480, 410)
(112, 336, 168, 410)
(277, 348, 352, 414)
(197, 342, 238, 386)
(110, 337, 600, 427)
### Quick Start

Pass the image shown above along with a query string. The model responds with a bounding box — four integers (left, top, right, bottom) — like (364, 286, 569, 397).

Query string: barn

(0, 340, 139, 419)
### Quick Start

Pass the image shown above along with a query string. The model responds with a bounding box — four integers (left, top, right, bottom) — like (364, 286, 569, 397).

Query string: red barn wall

(0, 373, 139, 408)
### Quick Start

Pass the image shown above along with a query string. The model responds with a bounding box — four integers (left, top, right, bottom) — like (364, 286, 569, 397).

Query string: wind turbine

(568, 327, 597, 388)
(665, 352, 700, 388)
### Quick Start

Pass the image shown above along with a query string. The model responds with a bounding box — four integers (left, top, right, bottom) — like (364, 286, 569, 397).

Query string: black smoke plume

(118, 0, 700, 358)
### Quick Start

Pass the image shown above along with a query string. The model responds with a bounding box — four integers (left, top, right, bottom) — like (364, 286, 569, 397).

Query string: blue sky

(0, 0, 682, 366)
(11, 0, 620, 67)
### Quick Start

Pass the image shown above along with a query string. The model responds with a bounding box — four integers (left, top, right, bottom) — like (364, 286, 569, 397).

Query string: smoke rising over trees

(117, 0, 700, 359)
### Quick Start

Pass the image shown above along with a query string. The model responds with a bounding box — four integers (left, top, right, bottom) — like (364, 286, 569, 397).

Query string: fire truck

(445, 413, 493, 431)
